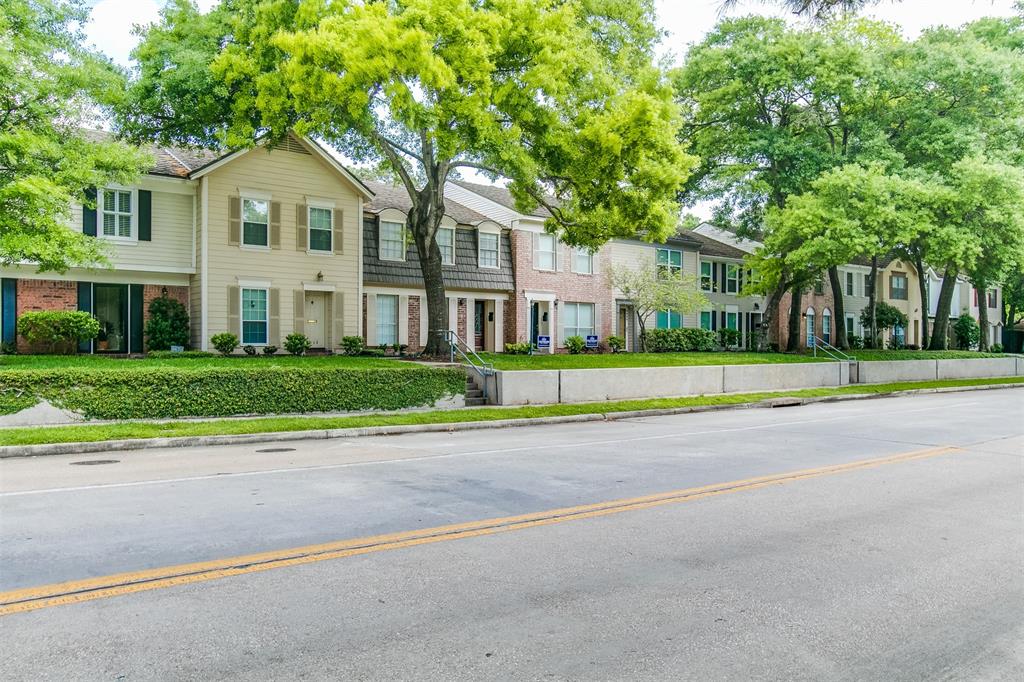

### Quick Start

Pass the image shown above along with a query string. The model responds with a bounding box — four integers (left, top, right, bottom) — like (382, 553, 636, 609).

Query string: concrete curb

(1, 382, 1021, 459)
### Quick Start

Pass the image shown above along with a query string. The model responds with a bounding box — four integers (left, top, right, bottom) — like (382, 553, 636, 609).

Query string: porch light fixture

(161, 286, 168, 296)
(316, 271, 324, 282)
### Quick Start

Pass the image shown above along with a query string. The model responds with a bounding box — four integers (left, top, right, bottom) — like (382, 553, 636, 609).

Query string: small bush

(607, 335, 625, 353)
(17, 311, 100, 354)
(284, 333, 312, 356)
(243, 345, 257, 356)
(211, 333, 239, 356)
(0, 341, 17, 355)
(718, 328, 742, 348)
(262, 345, 278, 355)
(147, 350, 216, 359)
(847, 334, 864, 350)
(340, 336, 364, 356)
(565, 335, 585, 354)
(504, 342, 532, 355)
(954, 314, 980, 350)
(644, 328, 716, 353)
(991, 343, 1004, 353)
(144, 295, 189, 351)
(905, 344, 919, 351)
(361, 348, 386, 357)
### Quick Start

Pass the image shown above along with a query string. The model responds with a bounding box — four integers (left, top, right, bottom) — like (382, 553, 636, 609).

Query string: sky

(82, 0, 1020, 213)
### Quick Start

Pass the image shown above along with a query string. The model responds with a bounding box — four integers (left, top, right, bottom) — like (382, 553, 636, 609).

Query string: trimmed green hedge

(645, 328, 717, 352)
(0, 366, 466, 419)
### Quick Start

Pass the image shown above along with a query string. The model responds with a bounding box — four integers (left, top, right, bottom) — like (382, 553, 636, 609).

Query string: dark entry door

(530, 302, 540, 347)
(474, 300, 485, 350)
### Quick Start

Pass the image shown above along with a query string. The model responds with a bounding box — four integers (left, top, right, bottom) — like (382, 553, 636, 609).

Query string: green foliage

(607, 336, 625, 353)
(607, 263, 707, 350)
(17, 311, 99, 354)
(847, 334, 864, 350)
(340, 336, 364, 356)
(860, 302, 908, 335)
(1, 342, 17, 355)
(504, 342, 532, 355)
(210, 333, 238, 356)
(243, 345, 257, 356)
(284, 333, 311, 356)
(718, 328, 742, 348)
(0, 0, 150, 272)
(954, 315, 981, 350)
(0, 389, 37, 415)
(991, 343, 1004, 354)
(262, 345, 278, 355)
(644, 328, 717, 353)
(144, 295, 190, 351)
(564, 336, 586, 354)
(0, 366, 467, 420)
(147, 350, 216, 359)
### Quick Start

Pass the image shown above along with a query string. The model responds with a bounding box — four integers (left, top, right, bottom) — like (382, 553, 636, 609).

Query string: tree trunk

(867, 256, 878, 348)
(786, 282, 802, 352)
(913, 250, 929, 349)
(636, 314, 647, 353)
(977, 283, 990, 352)
(827, 265, 848, 350)
(929, 270, 958, 350)
(409, 189, 449, 358)
(761, 283, 786, 351)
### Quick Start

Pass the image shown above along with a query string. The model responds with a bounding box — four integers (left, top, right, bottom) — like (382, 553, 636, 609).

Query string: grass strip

(2, 376, 1021, 448)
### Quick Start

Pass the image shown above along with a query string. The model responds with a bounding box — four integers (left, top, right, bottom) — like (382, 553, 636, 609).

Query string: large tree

(118, 0, 694, 356)
(0, 0, 148, 272)
(720, 0, 883, 20)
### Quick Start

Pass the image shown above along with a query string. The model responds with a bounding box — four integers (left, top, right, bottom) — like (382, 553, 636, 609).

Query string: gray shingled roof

(684, 230, 749, 260)
(363, 180, 491, 226)
(450, 180, 552, 218)
(80, 128, 221, 178)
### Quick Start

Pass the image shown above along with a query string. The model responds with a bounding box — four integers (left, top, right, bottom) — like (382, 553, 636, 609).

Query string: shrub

(210, 332, 239, 356)
(905, 344, 919, 351)
(847, 334, 864, 350)
(284, 333, 311, 356)
(360, 348, 386, 357)
(243, 345, 257, 356)
(0, 366, 467, 419)
(340, 336, 364, 356)
(718, 328, 742, 348)
(953, 314, 980, 350)
(144, 295, 190, 351)
(0, 341, 17, 355)
(607, 335, 625, 353)
(504, 342, 532, 355)
(147, 350, 216, 359)
(17, 311, 100, 354)
(991, 343, 1004, 353)
(565, 335, 585, 354)
(262, 345, 278, 355)
(644, 328, 716, 353)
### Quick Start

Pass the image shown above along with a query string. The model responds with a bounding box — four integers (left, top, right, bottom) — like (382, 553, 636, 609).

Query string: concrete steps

(464, 376, 487, 407)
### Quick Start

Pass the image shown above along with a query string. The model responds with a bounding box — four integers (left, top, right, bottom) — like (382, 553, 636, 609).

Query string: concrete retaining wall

(558, 366, 724, 403)
(936, 357, 1018, 380)
(722, 362, 848, 393)
(858, 359, 937, 384)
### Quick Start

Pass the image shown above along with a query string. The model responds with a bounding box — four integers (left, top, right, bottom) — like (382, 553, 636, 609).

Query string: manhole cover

(255, 448, 296, 453)
(70, 459, 120, 466)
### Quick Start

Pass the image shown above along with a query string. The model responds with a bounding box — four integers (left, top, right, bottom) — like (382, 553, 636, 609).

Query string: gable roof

(684, 228, 753, 260)
(363, 180, 492, 226)
(450, 180, 552, 218)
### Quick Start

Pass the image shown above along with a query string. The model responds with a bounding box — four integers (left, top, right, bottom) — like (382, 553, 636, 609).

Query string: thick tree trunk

(761, 283, 786, 351)
(786, 282, 802, 352)
(827, 265, 848, 350)
(977, 283, 990, 352)
(929, 270, 958, 350)
(409, 187, 450, 358)
(914, 250, 929, 349)
(867, 256, 878, 348)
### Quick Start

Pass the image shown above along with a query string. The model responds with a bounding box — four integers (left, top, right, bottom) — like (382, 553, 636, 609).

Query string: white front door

(305, 292, 326, 348)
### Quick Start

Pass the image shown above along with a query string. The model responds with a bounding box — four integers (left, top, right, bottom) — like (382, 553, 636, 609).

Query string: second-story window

(535, 233, 556, 271)
(657, 248, 682, 279)
(813, 277, 824, 295)
(479, 231, 499, 268)
(438, 227, 455, 265)
(864, 273, 874, 297)
(699, 261, 712, 291)
(726, 264, 739, 294)
(308, 206, 332, 252)
(890, 273, 908, 300)
(987, 289, 997, 309)
(846, 271, 855, 296)
(379, 221, 405, 261)
(242, 198, 269, 247)
(101, 188, 133, 239)
(574, 248, 593, 275)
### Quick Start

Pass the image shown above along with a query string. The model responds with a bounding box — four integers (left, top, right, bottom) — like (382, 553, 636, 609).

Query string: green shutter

(77, 282, 93, 352)
(129, 284, 144, 353)
(83, 188, 97, 237)
(138, 190, 152, 241)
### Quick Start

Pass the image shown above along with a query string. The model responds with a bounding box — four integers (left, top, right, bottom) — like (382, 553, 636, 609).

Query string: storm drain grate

(255, 448, 296, 453)
(70, 459, 120, 466)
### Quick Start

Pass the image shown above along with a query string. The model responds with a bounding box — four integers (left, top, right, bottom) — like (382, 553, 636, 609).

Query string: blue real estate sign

(537, 335, 551, 349)
(586, 335, 599, 349)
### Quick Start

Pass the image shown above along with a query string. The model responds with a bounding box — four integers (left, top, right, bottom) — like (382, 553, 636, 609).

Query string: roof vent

(270, 136, 311, 155)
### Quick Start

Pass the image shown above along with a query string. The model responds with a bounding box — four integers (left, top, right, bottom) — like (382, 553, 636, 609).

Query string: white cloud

(84, 0, 219, 68)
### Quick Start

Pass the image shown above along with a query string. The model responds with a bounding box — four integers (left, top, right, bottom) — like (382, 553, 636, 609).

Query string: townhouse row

(0, 133, 1004, 354)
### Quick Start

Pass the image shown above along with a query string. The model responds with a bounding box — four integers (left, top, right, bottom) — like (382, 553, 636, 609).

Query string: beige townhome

(0, 132, 371, 353)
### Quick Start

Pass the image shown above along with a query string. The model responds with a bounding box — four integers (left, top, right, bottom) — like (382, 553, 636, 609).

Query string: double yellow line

(0, 445, 960, 617)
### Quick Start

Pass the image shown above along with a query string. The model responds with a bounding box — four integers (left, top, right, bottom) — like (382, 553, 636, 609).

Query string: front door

(474, 300, 485, 350)
(530, 302, 540, 347)
(305, 292, 326, 348)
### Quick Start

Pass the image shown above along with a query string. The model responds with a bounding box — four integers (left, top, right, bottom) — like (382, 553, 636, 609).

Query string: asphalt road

(0, 389, 1022, 680)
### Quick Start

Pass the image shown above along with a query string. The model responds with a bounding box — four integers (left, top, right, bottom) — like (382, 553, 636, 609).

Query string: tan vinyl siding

(202, 145, 362, 347)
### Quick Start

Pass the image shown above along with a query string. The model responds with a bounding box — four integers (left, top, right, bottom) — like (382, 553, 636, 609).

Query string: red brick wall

(408, 295, 421, 351)
(774, 282, 836, 350)
(15, 279, 78, 352)
(456, 297, 467, 341)
(510, 230, 614, 347)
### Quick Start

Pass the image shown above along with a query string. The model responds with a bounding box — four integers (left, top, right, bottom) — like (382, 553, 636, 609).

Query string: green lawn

(4, 376, 1020, 447)
(478, 351, 827, 371)
(0, 353, 410, 371)
(841, 349, 1013, 361)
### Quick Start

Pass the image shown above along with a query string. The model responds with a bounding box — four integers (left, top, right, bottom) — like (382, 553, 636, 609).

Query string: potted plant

(96, 323, 109, 351)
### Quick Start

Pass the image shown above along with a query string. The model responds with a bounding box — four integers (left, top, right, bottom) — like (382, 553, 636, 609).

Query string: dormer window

(100, 188, 134, 240)
(438, 227, 455, 265)
(478, 231, 499, 268)
(380, 221, 406, 261)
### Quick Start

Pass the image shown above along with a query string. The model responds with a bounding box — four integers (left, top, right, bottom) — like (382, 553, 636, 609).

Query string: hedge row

(0, 366, 467, 419)
(644, 328, 717, 353)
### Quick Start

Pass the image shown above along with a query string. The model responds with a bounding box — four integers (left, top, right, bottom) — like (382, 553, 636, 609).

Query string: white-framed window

(308, 205, 333, 252)
(656, 310, 682, 329)
(699, 261, 713, 291)
(864, 273, 873, 297)
(700, 310, 713, 330)
(725, 264, 739, 294)
(379, 221, 405, 260)
(534, 233, 557, 271)
(805, 307, 816, 348)
(892, 323, 906, 347)
(846, 313, 855, 338)
(845, 271, 855, 297)
(822, 308, 832, 345)
(563, 302, 595, 340)
(100, 187, 134, 240)
(438, 227, 455, 265)
(890, 273, 908, 300)
(574, 248, 594, 275)
(478, 231, 499, 268)
(725, 305, 738, 330)
(241, 288, 269, 345)
(242, 197, 270, 247)
(376, 294, 398, 346)
(657, 248, 682, 279)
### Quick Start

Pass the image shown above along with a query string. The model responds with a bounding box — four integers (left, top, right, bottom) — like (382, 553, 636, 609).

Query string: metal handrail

(810, 335, 857, 362)
(440, 329, 495, 398)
